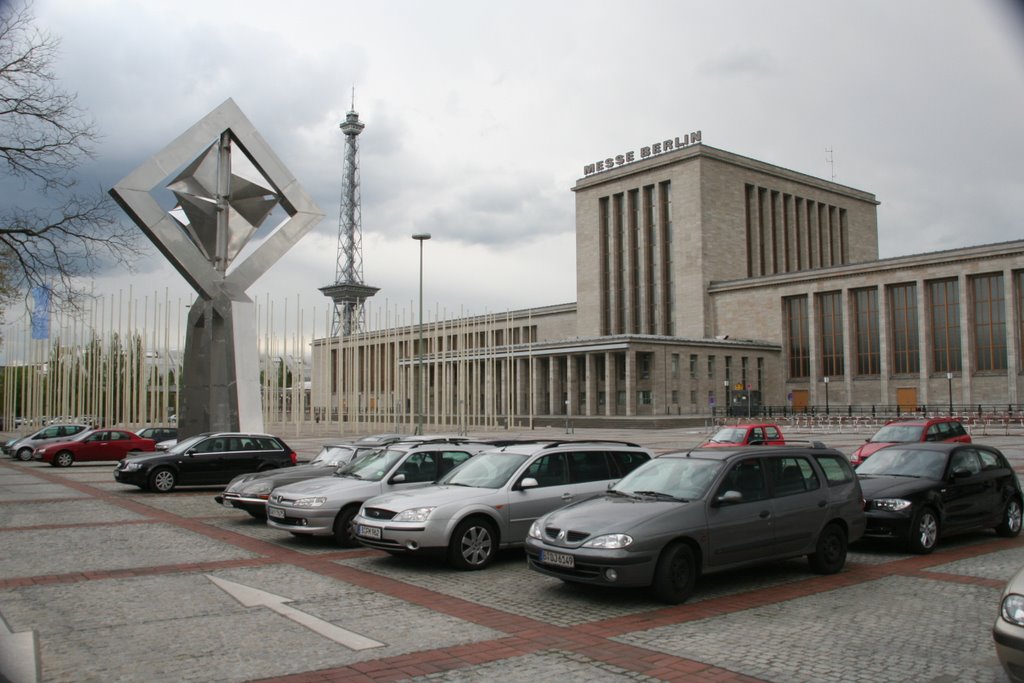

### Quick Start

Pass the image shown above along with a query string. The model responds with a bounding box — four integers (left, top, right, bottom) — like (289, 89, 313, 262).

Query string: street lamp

(947, 372, 954, 415)
(412, 233, 431, 434)
(823, 376, 830, 415)
(723, 380, 729, 418)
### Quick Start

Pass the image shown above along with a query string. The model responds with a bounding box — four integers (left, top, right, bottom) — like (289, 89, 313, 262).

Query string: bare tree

(0, 2, 141, 313)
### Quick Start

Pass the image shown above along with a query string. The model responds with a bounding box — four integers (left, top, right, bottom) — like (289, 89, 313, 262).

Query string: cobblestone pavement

(0, 424, 1021, 682)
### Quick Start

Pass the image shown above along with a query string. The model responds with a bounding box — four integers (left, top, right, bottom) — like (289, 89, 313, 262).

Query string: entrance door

(896, 387, 918, 414)
(791, 390, 809, 413)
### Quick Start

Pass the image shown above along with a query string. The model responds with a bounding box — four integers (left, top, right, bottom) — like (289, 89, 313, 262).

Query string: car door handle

(818, 500, 827, 508)
(561, 493, 573, 500)
(759, 510, 771, 519)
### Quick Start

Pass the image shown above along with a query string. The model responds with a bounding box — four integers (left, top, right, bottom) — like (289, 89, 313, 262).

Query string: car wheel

(652, 542, 697, 604)
(54, 451, 74, 468)
(16, 448, 32, 461)
(996, 497, 1023, 538)
(332, 506, 359, 547)
(808, 523, 847, 574)
(907, 507, 939, 554)
(149, 468, 176, 493)
(447, 517, 497, 570)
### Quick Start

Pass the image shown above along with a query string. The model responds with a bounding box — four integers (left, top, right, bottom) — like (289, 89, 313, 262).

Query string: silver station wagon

(525, 444, 866, 603)
(266, 438, 495, 546)
(352, 440, 653, 569)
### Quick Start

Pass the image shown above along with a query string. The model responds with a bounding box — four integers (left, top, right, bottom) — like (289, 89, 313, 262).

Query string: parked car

(994, 565, 1024, 683)
(524, 443, 864, 603)
(700, 423, 785, 448)
(5, 424, 91, 461)
(267, 438, 495, 546)
(114, 432, 297, 492)
(849, 416, 970, 466)
(34, 429, 156, 467)
(856, 442, 1021, 553)
(352, 440, 653, 569)
(215, 441, 385, 518)
(136, 426, 178, 443)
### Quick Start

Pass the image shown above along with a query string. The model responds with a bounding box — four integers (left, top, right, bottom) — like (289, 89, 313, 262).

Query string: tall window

(889, 284, 919, 374)
(724, 356, 732, 384)
(686, 354, 694, 379)
(784, 296, 810, 378)
(853, 288, 880, 375)
(929, 279, 961, 373)
(818, 291, 844, 377)
(707, 355, 716, 380)
(972, 273, 1006, 371)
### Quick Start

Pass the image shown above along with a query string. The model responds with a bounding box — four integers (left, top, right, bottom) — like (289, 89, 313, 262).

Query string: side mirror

(950, 467, 971, 479)
(391, 473, 407, 483)
(185, 448, 197, 457)
(712, 490, 743, 507)
(519, 477, 538, 490)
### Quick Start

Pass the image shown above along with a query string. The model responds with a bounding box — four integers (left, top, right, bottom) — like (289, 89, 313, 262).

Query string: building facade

(310, 141, 1022, 427)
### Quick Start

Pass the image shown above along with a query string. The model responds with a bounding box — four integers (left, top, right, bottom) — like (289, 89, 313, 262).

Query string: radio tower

(320, 90, 379, 337)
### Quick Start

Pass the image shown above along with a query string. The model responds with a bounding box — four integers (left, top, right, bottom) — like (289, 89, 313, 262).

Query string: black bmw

(857, 442, 1022, 554)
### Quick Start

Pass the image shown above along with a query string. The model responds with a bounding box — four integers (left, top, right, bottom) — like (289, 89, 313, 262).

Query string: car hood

(858, 474, 935, 499)
(121, 451, 176, 465)
(229, 464, 332, 490)
(272, 474, 380, 497)
(364, 484, 493, 510)
(540, 494, 697, 534)
(853, 441, 892, 458)
(35, 439, 82, 452)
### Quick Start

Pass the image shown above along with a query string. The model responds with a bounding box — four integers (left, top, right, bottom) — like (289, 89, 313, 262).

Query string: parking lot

(1, 424, 1022, 682)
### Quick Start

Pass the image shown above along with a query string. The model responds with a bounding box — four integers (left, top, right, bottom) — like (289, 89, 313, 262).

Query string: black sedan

(857, 442, 1022, 553)
(115, 432, 297, 493)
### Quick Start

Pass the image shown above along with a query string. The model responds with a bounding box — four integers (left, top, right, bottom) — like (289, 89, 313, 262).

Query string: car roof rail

(540, 439, 641, 449)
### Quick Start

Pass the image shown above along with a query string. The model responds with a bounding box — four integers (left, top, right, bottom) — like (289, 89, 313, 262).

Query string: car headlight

(528, 520, 543, 539)
(294, 496, 327, 508)
(582, 534, 633, 549)
(243, 482, 273, 496)
(870, 498, 912, 512)
(121, 462, 143, 471)
(1003, 594, 1024, 626)
(393, 507, 435, 522)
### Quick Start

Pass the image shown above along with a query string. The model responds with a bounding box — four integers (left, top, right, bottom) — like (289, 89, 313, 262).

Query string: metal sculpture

(110, 98, 324, 437)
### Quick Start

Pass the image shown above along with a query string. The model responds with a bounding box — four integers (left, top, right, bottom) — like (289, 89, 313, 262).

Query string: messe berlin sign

(583, 130, 702, 176)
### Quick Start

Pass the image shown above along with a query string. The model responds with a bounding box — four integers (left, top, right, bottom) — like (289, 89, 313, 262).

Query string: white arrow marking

(207, 575, 384, 650)
(0, 611, 41, 683)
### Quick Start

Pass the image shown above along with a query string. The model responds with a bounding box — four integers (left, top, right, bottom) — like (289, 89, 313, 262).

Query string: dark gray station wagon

(525, 444, 866, 603)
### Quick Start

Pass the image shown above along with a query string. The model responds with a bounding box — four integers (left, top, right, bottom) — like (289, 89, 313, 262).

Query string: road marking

(206, 575, 385, 650)
(0, 611, 40, 683)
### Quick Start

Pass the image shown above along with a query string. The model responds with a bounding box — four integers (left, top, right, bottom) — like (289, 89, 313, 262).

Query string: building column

(877, 284, 890, 405)
(915, 278, 929, 408)
(957, 273, 973, 407)
(604, 351, 615, 416)
(1006, 268, 1019, 405)
(625, 349, 637, 417)
(584, 353, 597, 417)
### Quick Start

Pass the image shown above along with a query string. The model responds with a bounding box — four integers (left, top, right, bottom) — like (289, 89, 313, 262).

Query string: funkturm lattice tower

(320, 100, 379, 337)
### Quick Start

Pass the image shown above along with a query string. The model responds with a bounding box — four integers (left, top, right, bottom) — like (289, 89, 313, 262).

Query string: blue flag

(30, 286, 51, 340)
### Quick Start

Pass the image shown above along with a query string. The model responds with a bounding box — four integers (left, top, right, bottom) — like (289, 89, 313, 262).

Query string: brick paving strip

(1, 458, 1018, 682)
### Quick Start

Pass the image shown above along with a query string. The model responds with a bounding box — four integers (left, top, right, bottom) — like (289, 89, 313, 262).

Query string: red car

(849, 417, 971, 466)
(33, 429, 157, 467)
(700, 423, 785, 448)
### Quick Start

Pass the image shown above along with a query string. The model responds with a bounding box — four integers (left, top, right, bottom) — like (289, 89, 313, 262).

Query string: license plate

(268, 507, 285, 519)
(222, 500, 234, 509)
(540, 550, 574, 568)
(357, 524, 381, 539)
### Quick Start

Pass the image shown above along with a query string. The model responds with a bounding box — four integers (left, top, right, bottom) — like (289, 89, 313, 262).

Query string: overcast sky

(6, 0, 1024, 342)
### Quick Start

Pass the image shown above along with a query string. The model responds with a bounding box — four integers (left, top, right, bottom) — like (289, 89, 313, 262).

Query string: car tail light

(289, 451, 297, 465)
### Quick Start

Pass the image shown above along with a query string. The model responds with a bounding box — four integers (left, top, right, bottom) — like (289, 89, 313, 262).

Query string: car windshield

(856, 447, 946, 479)
(310, 445, 356, 467)
(334, 447, 406, 481)
(707, 428, 746, 443)
(615, 457, 723, 500)
(165, 434, 210, 455)
(439, 451, 529, 488)
(869, 424, 923, 443)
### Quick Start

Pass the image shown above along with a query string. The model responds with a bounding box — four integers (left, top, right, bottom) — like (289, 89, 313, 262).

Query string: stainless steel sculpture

(110, 99, 324, 437)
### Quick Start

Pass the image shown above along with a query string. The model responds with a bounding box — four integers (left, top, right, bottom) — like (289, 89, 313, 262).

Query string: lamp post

(947, 372, 954, 415)
(823, 376, 830, 415)
(723, 380, 730, 418)
(412, 233, 431, 434)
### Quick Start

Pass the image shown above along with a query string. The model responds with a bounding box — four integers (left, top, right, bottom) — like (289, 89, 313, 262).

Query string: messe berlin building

(310, 138, 1024, 427)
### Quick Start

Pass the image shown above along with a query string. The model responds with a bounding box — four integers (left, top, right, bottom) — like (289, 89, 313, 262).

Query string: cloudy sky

(5, 0, 1024, 344)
